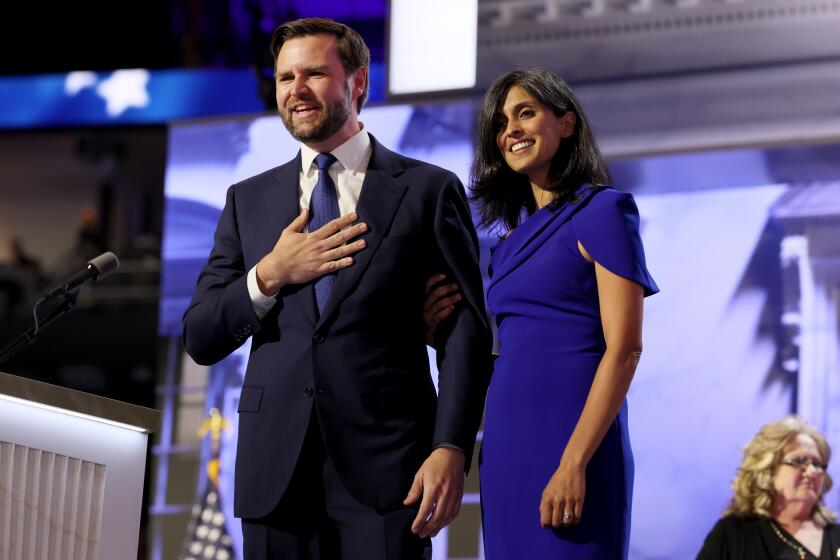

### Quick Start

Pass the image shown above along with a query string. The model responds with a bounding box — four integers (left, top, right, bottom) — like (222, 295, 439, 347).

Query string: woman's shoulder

(713, 514, 765, 530)
(704, 515, 767, 542)
(566, 183, 660, 295)
(697, 515, 769, 560)
(573, 185, 635, 215)
(567, 186, 638, 233)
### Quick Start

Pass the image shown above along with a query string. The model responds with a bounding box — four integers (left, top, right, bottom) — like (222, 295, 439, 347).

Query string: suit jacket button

(304, 386, 314, 398)
(313, 334, 325, 344)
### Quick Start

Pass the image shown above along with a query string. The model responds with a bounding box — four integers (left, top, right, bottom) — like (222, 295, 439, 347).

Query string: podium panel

(0, 371, 160, 560)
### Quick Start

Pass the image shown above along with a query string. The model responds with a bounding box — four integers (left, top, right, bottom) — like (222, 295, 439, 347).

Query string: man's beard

(280, 86, 352, 144)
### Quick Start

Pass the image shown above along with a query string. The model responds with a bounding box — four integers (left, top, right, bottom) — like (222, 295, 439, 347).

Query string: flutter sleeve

(572, 188, 659, 297)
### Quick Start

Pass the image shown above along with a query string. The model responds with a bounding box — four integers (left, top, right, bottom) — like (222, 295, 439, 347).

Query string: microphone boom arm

(0, 291, 78, 366)
(0, 251, 118, 367)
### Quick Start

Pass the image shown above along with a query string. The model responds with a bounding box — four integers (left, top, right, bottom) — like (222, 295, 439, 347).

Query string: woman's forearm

(560, 346, 641, 467)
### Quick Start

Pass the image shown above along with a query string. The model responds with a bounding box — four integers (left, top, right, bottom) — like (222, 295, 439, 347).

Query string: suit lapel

(316, 136, 407, 328)
(265, 153, 303, 241)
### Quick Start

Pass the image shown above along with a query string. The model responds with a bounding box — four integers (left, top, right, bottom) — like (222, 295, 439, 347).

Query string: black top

(697, 515, 840, 560)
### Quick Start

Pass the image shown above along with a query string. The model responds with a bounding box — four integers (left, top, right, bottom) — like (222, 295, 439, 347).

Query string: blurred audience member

(10, 237, 41, 272)
(697, 416, 840, 559)
(49, 207, 106, 285)
(76, 207, 105, 259)
(0, 237, 43, 317)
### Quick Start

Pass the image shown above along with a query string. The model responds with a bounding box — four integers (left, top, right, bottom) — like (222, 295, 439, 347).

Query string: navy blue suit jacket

(183, 135, 492, 518)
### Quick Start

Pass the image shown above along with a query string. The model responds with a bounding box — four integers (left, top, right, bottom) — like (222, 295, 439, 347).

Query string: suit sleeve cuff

(247, 265, 278, 319)
(434, 443, 464, 455)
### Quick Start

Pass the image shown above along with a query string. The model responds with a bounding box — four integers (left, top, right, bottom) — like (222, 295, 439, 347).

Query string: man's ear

(351, 66, 367, 106)
(560, 111, 577, 139)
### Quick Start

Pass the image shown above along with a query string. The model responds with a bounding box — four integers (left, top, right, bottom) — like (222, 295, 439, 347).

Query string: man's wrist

(247, 266, 279, 319)
(433, 444, 464, 457)
(255, 259, 282, 296)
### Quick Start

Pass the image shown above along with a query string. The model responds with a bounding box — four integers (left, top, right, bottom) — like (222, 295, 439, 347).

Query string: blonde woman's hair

(725, 415, 835, 522)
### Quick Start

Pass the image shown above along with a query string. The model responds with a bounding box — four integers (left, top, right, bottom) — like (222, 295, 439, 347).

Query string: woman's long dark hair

(470, 68, 610, 233)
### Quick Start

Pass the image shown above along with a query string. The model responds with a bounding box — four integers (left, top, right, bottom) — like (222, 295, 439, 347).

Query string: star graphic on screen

(64, 71, 98, 95)
(96, 69, 151, 117)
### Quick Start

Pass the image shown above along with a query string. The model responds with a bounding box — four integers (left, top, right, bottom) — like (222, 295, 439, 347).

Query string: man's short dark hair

(271, 17, 370, 112)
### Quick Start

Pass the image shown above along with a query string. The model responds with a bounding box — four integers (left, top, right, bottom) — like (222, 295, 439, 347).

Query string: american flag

(181, 407, 236, 560)
(180, 466, 236, 560)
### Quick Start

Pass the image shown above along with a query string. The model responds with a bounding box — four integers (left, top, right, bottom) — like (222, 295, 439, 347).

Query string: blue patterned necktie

(310, 152, 339, 314)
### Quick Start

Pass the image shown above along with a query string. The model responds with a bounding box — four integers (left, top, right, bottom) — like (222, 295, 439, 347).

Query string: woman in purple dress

(470, 68, 659, 558)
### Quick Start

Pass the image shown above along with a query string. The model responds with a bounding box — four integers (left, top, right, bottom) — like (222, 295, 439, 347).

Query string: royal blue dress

(480, 185, 658, 559)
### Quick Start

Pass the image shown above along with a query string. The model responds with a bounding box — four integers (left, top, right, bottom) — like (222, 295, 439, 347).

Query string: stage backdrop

(157, 99, 840, 559)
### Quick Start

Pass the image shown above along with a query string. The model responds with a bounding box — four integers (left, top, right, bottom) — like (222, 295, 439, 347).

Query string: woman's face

(772, 433, 826, 512)
(494, 85, 576, 188)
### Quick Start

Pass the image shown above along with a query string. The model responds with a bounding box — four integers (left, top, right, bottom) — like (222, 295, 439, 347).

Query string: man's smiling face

(275, 34, 357, 147)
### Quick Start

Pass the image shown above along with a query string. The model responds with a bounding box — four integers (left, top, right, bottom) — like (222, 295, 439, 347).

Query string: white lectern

(0, 371, 161, 560)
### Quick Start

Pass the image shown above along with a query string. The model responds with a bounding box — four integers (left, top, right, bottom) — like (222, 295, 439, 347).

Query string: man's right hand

(255, 209, 368, 296)
(423, 273, 461, 347)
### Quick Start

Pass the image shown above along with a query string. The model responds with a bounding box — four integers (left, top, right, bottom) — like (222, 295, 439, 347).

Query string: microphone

(44, 252, 120, 299)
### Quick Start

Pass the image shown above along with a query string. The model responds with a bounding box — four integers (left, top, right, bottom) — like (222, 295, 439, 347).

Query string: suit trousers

(241, 412, 432, 560)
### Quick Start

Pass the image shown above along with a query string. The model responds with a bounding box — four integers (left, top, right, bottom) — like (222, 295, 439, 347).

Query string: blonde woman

(697, 416, 840, 559)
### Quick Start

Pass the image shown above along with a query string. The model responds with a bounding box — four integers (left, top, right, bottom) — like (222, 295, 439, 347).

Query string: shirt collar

(300, 125, 371, 174)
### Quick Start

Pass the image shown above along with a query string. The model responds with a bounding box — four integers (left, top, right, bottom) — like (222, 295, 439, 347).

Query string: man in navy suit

(183, 17, 491, 560)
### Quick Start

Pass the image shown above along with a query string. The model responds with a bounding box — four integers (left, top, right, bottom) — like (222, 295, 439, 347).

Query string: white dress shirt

(247, 127, 373, 318)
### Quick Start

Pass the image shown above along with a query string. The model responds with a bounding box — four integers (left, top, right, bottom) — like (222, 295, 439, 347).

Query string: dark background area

(0, 126, 167, 404)
(0, 1, 386, 76)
